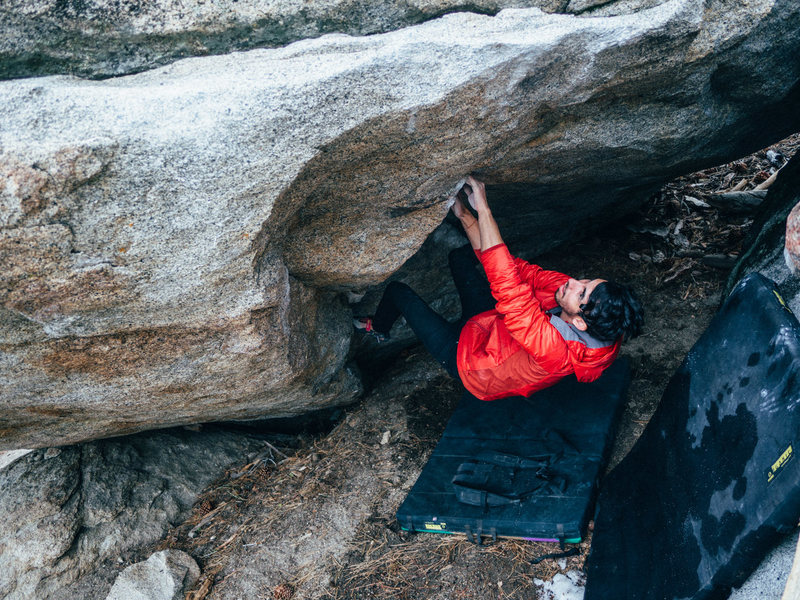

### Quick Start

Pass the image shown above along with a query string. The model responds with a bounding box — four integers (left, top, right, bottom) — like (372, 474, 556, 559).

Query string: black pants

(371, 244, 495, 379)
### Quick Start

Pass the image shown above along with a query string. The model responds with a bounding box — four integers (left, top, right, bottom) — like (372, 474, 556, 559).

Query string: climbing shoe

(353, 317, 390, 343)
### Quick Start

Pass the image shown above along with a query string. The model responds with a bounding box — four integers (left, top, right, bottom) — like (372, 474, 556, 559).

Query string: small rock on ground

(105, 550, 199, 600)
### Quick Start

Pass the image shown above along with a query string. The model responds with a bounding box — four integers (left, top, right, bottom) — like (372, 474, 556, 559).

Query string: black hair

(579, 281, 644, 342)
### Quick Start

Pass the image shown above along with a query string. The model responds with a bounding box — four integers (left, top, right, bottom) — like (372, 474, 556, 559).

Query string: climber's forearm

(477, 206, 504, 251)
(460, 215, 482, 250)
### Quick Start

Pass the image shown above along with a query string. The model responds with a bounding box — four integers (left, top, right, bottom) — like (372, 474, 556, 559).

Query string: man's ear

(571, 315, 588, 331)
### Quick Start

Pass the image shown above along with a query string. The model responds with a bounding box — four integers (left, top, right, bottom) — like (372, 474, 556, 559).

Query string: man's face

(555, 278, 606, 319)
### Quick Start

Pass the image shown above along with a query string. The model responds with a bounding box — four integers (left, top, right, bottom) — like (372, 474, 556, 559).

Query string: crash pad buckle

(464, 522, 497, 547)
(403, 517, 414, 534)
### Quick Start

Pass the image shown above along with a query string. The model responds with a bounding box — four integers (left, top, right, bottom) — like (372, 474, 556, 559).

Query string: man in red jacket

(355, 176, 643, 400)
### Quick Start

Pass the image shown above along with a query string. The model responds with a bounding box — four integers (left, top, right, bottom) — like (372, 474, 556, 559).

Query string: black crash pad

(396, 358, 630, 544)
(585, 273, 800, 600)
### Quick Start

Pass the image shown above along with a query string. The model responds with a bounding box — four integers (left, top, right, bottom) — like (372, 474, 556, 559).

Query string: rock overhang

(1, 0, 800, 449)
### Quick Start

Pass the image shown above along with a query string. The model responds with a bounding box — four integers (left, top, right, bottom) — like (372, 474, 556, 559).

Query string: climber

(354, 176, 643, 400)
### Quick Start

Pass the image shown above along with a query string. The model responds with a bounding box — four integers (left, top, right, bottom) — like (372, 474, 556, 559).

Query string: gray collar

(547, 311, 613, 349)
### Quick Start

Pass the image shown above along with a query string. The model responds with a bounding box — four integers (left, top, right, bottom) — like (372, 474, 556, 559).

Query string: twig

(663, 262, 693, 283)
(264, 440, 290, 460)
(188, 501, 229, 537)
(217, 530, 240, 550)
(185, 575, 213, 600)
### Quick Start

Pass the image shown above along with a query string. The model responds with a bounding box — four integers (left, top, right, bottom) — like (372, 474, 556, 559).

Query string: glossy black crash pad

(585, 273, 800, 600)
(396, 358, 629, 544)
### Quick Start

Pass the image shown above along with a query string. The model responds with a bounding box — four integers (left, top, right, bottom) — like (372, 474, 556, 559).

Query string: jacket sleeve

(513, 256, 569, 293)
(479, 244, 568, 368)
(481, 247, 565, 292)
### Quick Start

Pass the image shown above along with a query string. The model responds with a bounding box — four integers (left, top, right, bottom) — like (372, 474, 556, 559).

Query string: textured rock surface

(0, 449, 32, 470)
(726, 155, 800, 312)
(3, 0, 618, 80)
(105, 550, 200, 600)
(0, 428, 265, 600)
(785, 200, 800, 274)
(2, 0, 800, 449)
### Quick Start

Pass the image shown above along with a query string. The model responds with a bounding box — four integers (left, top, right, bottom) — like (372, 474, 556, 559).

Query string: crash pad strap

(470, 449, 555, 469)
(451, 449, 567, 508)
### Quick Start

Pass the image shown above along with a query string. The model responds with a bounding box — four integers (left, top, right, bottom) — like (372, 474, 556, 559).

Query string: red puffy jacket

(456, 244, 620, 400)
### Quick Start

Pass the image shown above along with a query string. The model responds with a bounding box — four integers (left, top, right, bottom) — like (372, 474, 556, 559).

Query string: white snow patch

(534, 570, 585, 600)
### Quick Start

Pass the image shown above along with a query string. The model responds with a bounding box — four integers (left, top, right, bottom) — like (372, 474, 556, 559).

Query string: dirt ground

(156, 133, 799, 600)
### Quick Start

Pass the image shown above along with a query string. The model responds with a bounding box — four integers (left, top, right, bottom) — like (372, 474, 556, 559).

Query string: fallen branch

(755, 168, 780, 190)
(726, 179, 748, 193)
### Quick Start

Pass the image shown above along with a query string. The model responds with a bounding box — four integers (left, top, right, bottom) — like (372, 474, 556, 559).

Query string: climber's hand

(465, 176, 489, 213)
(451, 195, 468, 219)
